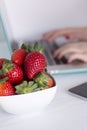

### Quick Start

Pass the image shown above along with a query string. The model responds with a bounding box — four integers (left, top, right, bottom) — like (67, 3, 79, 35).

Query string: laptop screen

(0, 14, 12, 59)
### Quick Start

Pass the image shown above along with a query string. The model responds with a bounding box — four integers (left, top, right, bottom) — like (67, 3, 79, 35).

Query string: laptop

(1, 13, 87, 75)
(23, 40, 87, 75)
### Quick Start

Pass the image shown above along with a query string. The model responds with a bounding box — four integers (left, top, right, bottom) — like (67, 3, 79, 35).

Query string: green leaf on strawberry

(21, 41, 44, 54)
(34, 72, 55, 88)
(15, 81, 39, 94)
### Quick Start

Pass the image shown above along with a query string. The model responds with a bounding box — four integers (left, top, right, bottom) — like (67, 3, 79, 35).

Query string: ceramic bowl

(0, 84, 57, 115)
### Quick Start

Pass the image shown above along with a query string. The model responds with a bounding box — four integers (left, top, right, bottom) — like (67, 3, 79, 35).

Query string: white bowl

(0, 85, 57, 115)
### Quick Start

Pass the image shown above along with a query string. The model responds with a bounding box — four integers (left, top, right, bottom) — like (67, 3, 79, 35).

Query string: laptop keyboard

(41, 40, 67, 65)
(51, 42, 67, 64)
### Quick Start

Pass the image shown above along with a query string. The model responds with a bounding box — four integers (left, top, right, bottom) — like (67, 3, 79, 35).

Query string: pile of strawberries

(0, 42, 55, 96)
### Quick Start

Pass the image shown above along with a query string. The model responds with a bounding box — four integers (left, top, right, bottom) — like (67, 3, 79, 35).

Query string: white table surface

(0, 72, 87, 130)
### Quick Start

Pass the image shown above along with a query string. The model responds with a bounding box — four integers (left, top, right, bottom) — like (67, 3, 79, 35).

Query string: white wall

(1, 0, 87, 42)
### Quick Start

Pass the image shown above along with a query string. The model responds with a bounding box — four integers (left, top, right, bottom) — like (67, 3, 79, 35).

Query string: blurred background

(0, 0, 87, 44)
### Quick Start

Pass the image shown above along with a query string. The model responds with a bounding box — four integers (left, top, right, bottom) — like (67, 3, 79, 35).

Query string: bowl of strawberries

(0, 42, 57, 115)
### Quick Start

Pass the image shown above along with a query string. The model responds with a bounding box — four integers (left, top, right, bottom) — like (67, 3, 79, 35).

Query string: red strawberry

(46, 73, 55, 88)
(34, 72, 55, 88)
(0, 78, 15, 96)
(0, 58, 8, 69)
(11, 49, 27, 66)
(24, 52, 46, 80)
(2, 61, 23, 85)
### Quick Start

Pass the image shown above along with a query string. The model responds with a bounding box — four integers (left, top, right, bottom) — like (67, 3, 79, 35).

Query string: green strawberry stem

(21, 43, 29, 51)
(2, 60, 14, 74)
(0, 77, 8, 84)
(21, 41, 44, 54)
(0, 70, 3, 75)
(15, 81, 39, 94)
(34, 72, 51, 87)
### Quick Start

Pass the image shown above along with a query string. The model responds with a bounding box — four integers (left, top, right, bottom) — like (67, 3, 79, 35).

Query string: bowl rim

(0, 85, 57, 98)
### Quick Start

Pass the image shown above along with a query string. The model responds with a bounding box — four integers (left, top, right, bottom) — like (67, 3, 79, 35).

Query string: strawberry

(24, 52, 46, 80)
(34, 72, 55, 88)
(0, 78, 15, 96)
(0, 58, 8, 69)
(11, 49, 28, 66)
(24, 42, 47, 80)
(2, 60, 23, 85)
